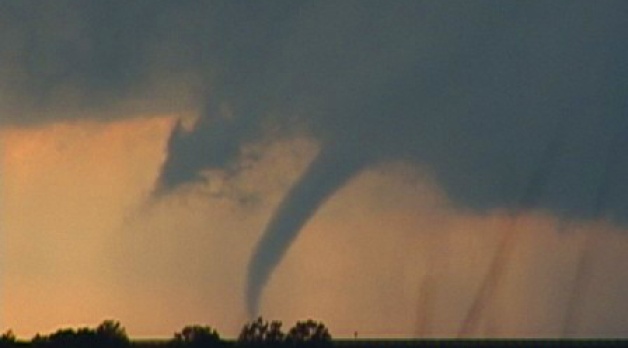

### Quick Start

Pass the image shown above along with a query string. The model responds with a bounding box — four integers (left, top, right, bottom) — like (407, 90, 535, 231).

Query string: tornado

(246, 144, 369, 316)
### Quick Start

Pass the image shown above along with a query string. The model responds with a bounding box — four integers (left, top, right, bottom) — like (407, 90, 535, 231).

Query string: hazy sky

(2, 0, 628, 339)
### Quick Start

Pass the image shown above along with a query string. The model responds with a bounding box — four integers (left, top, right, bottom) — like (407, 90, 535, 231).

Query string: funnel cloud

(247, 145, 368, 315)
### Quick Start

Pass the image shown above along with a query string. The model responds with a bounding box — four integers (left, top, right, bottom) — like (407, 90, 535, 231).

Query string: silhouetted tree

(285, 320, 331, 348)
(36, 328, 84, 348)
(94, 320, 129, 347)
(31, 333, 47, 347)
(172, 325, 223, 347)
(237, 317, 285, 347)
(30, 320, 129, 348)
(0, 330, 16, 348)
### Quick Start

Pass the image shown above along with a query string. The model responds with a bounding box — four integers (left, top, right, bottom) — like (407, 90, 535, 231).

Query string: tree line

(0, 317, 331, 348)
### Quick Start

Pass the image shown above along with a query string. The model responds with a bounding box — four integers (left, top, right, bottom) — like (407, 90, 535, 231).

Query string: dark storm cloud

(153, 2, 628, 314)
(161, 1, 628, 220)
(1, 0, 158, 123)
(1, 0, 292, 124)
(6, 1, 628, 316)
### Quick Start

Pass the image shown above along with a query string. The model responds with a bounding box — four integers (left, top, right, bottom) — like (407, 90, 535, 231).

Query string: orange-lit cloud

(1, 116, 174, 336)
(3, 118, 628, 339)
